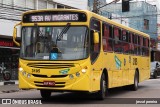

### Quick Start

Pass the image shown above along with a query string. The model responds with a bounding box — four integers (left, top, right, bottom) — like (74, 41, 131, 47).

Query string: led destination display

(31, 14, 78, 22)
(23, 11, 87, 22)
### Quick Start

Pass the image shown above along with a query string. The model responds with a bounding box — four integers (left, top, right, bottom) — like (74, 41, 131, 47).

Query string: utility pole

(92, 0, 120, 14)
(93, 0, 100, 14)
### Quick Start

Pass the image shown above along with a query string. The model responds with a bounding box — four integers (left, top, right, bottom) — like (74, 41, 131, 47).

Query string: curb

(0, 80, 18, 86)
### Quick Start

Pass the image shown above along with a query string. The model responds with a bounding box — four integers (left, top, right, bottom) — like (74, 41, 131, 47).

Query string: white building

(53, 0, 88, 9)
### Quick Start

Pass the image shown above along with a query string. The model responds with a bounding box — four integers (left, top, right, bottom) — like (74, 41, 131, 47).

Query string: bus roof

(22, 9, 150, 38)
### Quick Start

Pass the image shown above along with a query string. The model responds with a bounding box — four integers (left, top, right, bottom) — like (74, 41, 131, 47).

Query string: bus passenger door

(90, 18, 102, 91)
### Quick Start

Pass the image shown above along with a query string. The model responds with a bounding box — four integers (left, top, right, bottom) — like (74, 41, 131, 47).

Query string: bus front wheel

(40, 90, 51, 99)
(95, 73, 107, 100)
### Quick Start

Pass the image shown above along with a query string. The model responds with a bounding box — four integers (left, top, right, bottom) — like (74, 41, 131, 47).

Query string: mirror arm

(13, 22, 22, 46)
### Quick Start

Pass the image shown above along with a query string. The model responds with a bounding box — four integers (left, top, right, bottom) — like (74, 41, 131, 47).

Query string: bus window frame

(20, 25, 90, 61)
(102, 22, 114, 52)
(90, 17, 101, 64)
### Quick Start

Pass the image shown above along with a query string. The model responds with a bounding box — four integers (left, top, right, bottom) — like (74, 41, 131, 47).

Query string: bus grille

(27, 63, 75, 69)
(34, 81, 65, 88)
(32, 74, 68, 78)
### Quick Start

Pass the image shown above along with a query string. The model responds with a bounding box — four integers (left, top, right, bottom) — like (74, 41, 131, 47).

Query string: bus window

(90, 18, 100, 32)
(114, 27, 123, 53)
(122, 30, 127, 42)
(109, 25, 114, 38)
(138, 36, 141, 46)
(123, 42, 130, 54)
(134, 35, 138, 45)
(143, 37, 146, 47)
(107, 39, 113, 51)
(137, 46, 141, 55)
(128, 32, 131, 43)
(134, 45, 138, 55)
(132, 34, 135, 44)
(102, 23, 114, 52)
(102, 23, 109, 51)
(90, 18, 101, 63)
(137, 36, 142, 55)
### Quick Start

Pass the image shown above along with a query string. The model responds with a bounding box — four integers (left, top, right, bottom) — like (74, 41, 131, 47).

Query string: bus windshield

(20, 26, 89, 60)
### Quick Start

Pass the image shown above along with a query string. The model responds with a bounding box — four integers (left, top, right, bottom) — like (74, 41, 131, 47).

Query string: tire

(95, 73, 107, 100)
(40, 90, 51, 99)
(153, 71, 157, 79)
(3, 72, 11, 81)
(130, 71, 139, 91)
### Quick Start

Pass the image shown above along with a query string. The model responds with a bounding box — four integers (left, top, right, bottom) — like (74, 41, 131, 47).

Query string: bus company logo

(1, 99, 42, 104)
(59, 68, 70, 75)
(2, 99, 11, 104)
(114, 55, 121, 69)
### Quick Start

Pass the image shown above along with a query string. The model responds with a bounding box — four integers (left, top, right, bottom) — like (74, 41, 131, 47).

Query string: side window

(128, 32, 131, 43)
(114, 27, 123, 53)
(102, 23, 113, 52)
(130, 33, 134, 54)
(122, 30, 127, 41)
(146, 38, 149, 56)
(102, 23, 109, 52)
(122, 30, 130, 54)
(137, 35, 142, 55)
(90, 18, 101, 63)
(142, 37, 149, 56)
(109, 25, 114, 38)
(134, 35, 138, 55)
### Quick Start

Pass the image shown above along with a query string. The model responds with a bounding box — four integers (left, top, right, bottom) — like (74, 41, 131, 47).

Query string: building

(100, 1, 157, 39)
(53, 0, 88, 9)
(0, 0, 75, 82)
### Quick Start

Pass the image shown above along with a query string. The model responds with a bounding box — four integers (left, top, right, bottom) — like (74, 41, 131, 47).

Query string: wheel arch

(135, 68, 139, 83)
(102, 68, 109, 88)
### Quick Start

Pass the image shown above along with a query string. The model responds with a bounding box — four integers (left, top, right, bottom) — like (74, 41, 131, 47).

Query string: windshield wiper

(56, 23, 71, 44)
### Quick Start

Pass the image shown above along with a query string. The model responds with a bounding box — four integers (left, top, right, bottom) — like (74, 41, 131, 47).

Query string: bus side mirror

(13, 22, 21, 46)
(93, 31, 99, 44)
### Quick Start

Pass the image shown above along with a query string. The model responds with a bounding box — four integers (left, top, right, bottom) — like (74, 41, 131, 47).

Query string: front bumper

(19, 71, 91, 92)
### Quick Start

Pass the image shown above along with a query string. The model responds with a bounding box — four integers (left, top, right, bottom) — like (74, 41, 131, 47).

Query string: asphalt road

(0, 77, 160, 107)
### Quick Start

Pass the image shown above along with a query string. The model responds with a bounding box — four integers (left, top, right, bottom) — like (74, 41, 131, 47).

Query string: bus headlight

(27, 73, 31, 78)
(82, 69, 86, 73)
(76, 72, 80, 77)
(19, 67, 23, 72)
(69, 74, 74, 79)
(22, 71, 26, 76)
(81, 66, 88, 73)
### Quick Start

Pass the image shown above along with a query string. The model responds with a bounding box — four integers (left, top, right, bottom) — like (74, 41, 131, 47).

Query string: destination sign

(23, 11, 87, 22)
(31, 14, 78, 22)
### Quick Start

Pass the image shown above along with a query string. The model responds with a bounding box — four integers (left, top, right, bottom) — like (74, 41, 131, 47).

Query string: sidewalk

(0, 80, 18, 86)
(0, 80, 19, 94)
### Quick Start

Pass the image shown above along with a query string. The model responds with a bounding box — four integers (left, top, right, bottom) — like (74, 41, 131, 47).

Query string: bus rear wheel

(95, 73, 107, 100)
(40, 90, 51, 99)
(130, 71, 139, 91)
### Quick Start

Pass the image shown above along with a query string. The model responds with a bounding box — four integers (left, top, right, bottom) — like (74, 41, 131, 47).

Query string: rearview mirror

(13, 22, 21, 46)
(93, 31, 99, 44)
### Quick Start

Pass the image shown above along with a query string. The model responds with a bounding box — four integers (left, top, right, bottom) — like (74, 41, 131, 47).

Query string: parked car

(150, 61, 160, 79)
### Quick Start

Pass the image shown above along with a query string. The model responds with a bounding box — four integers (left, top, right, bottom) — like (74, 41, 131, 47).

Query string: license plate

(43, 81, 55, 86)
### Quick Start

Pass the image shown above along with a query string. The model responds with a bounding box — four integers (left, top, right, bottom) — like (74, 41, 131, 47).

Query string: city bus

(13, 9, 150, 100)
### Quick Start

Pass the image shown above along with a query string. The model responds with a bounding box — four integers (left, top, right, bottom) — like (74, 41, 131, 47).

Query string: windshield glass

(20, 26, 89, 60)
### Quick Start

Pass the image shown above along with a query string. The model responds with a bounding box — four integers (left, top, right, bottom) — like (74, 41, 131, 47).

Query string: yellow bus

(13, 9, 150, 100)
